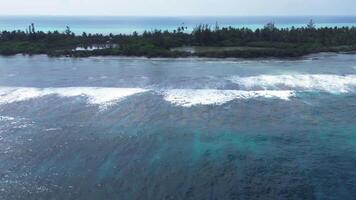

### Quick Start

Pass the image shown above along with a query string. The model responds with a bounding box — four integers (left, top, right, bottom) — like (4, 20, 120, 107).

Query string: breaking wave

(1, 74, 355, 108)
(163, 89, 295, 107)
(228, 74, 356, 93)
(0, 116, 15, 121)
(0, 87, 149, 108)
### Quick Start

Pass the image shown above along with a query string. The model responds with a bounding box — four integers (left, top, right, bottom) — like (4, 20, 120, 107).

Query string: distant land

(1, 20, 356, 58)
(2, 16, 356, 34)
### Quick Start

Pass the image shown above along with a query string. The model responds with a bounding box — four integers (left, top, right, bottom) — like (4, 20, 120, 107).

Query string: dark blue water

(0, 53, 356, 199)
(1, 16, 356, 34)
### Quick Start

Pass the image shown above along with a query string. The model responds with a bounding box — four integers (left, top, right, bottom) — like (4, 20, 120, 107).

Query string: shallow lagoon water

(0, 53, 356, 199)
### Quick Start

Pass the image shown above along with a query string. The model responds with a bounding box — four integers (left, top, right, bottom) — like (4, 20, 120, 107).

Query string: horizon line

(1, 14, 356, 17)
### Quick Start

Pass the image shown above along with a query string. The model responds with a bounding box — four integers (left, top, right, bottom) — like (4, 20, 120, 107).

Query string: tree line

(1, 21, 356, 57)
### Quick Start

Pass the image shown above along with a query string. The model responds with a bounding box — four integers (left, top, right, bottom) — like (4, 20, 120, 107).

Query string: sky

(0, 0, 355, 16)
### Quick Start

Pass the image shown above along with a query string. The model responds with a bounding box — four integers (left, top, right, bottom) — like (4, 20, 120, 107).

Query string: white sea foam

(0, 87, 48, 105)
(0, 116, 15, 121)
(47, 87, 148, 106)
(2, 74, 355, 109)
(0, 87, 149, 108)
(163, 89, 295, 107)
(228, 74, 356, 93)
(44, 128, 61, 132)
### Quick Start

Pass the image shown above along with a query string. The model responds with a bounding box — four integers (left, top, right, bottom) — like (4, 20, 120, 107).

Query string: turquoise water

(0, 53, 356, 199)
(1, 16, 356, 34)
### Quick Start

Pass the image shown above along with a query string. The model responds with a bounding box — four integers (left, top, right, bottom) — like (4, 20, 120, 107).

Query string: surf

(162, 89, 295, 107)
(228, 74, 356, 93)
(0, 87, 149, 109)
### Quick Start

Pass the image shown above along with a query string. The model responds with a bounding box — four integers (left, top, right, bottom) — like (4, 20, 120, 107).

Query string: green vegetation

(1, 22, 356, 58)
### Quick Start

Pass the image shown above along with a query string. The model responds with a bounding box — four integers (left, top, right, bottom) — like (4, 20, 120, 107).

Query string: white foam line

(228, 74, 356, 93)
(163, 89, 295, 107)
(0, 116, 15, 121)
(0, 87, 149, 108)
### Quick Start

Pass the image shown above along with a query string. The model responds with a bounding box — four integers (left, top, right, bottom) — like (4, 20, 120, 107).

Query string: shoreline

(1, 51, 353, 61)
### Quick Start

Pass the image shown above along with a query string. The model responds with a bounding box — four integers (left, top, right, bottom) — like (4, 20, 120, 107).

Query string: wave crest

(228, 74, 356, 93)
(0, 116, 15, 121)
(0, 87, 148, 108)
(163, 89, 295, 107)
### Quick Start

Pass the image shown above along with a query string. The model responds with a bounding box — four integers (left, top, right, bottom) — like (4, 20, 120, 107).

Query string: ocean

(0, 53, 356, 199)
(1, 16, 356, 34)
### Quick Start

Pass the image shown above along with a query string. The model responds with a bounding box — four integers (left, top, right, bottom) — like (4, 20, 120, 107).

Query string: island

(1, 21, 356, 58)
